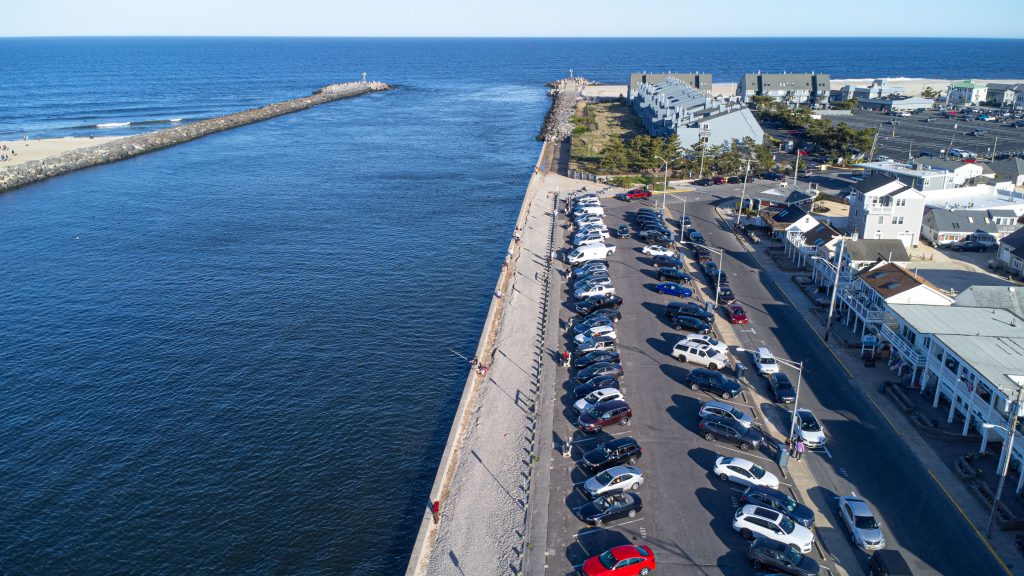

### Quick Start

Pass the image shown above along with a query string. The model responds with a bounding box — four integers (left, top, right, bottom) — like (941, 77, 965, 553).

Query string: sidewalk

(718, 208, 1022, 576)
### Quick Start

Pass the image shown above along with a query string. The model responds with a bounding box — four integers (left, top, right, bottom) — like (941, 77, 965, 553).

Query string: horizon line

(1, 35, 1023, 40)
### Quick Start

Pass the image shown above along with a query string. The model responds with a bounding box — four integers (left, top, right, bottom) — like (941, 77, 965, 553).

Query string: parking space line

(573, 519, 645, 540)
(569, 430, 631, 445)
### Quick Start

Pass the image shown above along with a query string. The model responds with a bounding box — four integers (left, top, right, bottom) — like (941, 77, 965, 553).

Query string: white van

(567, 243, 616, 264)
(573, 205, 605, 218)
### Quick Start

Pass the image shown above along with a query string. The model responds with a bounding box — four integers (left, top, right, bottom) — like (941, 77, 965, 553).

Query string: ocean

(0, 37, 1021, 575)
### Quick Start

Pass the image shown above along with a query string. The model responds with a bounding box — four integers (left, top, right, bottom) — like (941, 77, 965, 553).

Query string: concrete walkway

(718, 208, 1021, 576)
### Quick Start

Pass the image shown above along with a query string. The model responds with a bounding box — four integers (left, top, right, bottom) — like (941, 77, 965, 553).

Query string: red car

(726, 305, 749, 324)
(582, 545, 656, 576)
(712, 176, 727, 185)
(618, 188, 652, 201)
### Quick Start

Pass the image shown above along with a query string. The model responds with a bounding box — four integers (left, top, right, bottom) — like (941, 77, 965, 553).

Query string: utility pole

(908, 141, 913, 162)
(824, 238, 846, 342)
(698, 126, 710, 179)
(654, 155, 669, 215)
(736, 158, 752, 227)
(792, 150, 801, 190)
(945, 123, 959, 159)
(868, 124, 881, 162)
(987, 383, 1024, 537)
(992, 136, 999, 161)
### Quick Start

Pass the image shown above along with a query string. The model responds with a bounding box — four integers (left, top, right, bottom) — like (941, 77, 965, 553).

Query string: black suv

(574, 294, 623, 315)
(652, 255, 684, 268)
(578, 307, 622, 325)
(747, 537, 820, 576)
(671, 315, 711, 334)
(657, 267, 692, 283)
(666, 301, 714, 323)
(572, 376, 620, 399)
(580, 437, 642, 471)
(698, 417, 764, 450)
(741, 486, 815, 528)
(768, 372, 797, 403)
(684, 368, 742, 399)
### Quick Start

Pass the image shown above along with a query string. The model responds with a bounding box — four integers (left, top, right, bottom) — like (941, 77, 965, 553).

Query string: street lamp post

(736, 159, 752, 227)
(654, 155, 669, 215)
(698, 126, 711, 180)
(983, 382, 1024, 537)
(791, 150, 801, 190)
(945, 123, 959, 159)
(780, 357, 806, 451)
(823, 238, 847, 342)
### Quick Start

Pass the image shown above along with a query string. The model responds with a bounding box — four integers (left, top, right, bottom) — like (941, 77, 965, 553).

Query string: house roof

(925, 207, 1000, 234)
(935, 334, 1024, 400)
(763, 205, 809, 227)
(1001, 227, 1024, 251)
(991, 158, 1024, 180)
(743, 187, 815, 206)
(860, 262, 943, 299)
(801, 222, 839, 247)
(951, 80, 985, 89)
(844, 239, 911, 263)
(852, 174, 906, 194)
(955, 286, 1024, 318)
(917, 158, 979, 173)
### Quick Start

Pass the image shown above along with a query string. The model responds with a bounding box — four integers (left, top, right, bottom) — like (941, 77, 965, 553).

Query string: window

(878, 216, 885, 224)
(892, 216, 904, 225)
(896, 198, 907, 207)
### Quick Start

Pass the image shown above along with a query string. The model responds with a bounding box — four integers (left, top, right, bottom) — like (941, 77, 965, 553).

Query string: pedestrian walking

(794, 439, 806, 461)
(562, 350, 570, 366)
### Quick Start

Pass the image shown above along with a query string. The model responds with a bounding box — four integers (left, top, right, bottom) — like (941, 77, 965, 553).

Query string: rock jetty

(0, 81, 392, 194)
(538, 77, 589, 142)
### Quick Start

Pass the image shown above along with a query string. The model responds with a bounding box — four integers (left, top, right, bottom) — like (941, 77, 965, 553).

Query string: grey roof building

(627, 72, 712, 100)
(955, 286, 1024, 317)
(921, 207, 1020, 245)
(843, 238, 911, 267)
(991, 158, 1024, 186)
(631, 76, 765, 149)
(739, 72, 830, 106)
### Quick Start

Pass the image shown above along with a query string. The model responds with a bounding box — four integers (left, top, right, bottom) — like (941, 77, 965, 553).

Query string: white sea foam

(96, 122, 130, 128)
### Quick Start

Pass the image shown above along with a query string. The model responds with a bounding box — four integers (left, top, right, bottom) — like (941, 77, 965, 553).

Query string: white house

(847, 174, 927, 247)
(946, 80, 988, 106)
(836, 262, 953, 336)
(915, 158, 986, 187)
(811, 238, 911, 290)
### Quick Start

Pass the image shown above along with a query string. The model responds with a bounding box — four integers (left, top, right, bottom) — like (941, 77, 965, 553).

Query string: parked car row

(560, 192, 655, 575)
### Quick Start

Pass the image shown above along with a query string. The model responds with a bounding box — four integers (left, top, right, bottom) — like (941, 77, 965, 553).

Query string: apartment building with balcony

(882, 303, 1024, 493)
(784, 220, 840, 268)
(847, 174, 926, 247)
(809, 238, 910, 290)
(835, 262, 952, 336)
(739, 72, 830, 106)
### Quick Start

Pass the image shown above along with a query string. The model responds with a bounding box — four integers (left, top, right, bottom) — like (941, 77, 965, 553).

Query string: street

(540, 183, 1008, 575)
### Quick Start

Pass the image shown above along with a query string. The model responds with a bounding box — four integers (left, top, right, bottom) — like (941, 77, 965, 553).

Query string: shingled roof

(843, 239, 911, 263)
(860, 262, 944, 299)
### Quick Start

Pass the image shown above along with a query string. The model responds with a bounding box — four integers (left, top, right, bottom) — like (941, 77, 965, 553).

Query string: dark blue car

(654, 282, 694, 298)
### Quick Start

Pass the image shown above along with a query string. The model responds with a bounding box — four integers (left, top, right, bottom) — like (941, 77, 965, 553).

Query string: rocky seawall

(0, 81, 392, 193)
(537, 78, 588, 142)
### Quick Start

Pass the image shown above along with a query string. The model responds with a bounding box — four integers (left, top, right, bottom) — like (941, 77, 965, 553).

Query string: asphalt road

(542, 185, 1007, 576)
(827, 109, 1024, 161)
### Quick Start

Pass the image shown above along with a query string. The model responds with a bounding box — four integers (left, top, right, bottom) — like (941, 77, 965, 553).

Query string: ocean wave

(71, 118, 193, 130)
(96, 122, 130, 128)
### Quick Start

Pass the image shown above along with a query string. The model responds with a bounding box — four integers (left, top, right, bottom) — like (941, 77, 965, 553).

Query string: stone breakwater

(0, 81, 391, 194)
(537, 78, 587, 142)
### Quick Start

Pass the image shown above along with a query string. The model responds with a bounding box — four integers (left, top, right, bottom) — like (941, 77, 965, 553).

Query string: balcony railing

(879, 324, 924, 367)
(865, 203, 894, 214)
(927, 355, 1010, 429)
(842, 290, 884, 323)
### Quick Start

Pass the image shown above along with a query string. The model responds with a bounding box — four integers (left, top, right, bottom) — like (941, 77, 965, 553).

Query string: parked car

(714, 456, 779, 489)
(699, 400, 753, 428)
(575, 388, 626, 415)
(670, 315, 712, 334)
(657, 267, 692, 283)
(761, 172, 785, 181)
(654, 282, 694, 298)
(572, 313, 615, 332)
(577, 399, 632, 433)
(698, 417, 764, 450)
(572, 350, 621, 370)
(968, 129, 986, 136)
(867, 550, 911, 576)
(573, 362, 624, 383)
(679, 334, 728, 355)
(685, 368, 742, 398)
(651, 255, 685, 268)
(717, 287, 737, 305)
(581, 437, 642, 472)
(575, 492, 643, 526)
(642, 244, 676, 258)
(709, 269, 729, 287)
(581, 544, 656, 576)
(612, 224, 630, 238)
(712, 175, 727, 185)
(726, 305, 748, 324)
(768, 371, 797, 403)
(733, 504, 815, 553)
(701, 260, 719, 277)
(576, 336, 618, 355)
(949, 240, 995, 252)
(666, 301, 713, 323)
(616, 188, 652, 201)
(672, 343, 729, 370)
(571, 260, 607, 275)
(837, 495, 886, 551)
(686, 229, 706, 244)
(794, 408, 826, 448)
(753, 347, 780, 375)
(694, 178, 714, 186)
(747, 537, 820, 576)
(574, 294, 623, 315)
(573, 324, 617, 344)
(582, 465, 644, 498)
(576, 284, 616, 300)
(573, 376, 620, 399)
(579, 307, 622, 324)
(742, 486, 816, 528)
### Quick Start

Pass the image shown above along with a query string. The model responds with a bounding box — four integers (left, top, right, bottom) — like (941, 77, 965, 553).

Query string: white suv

(753, 347, 780, 375)
(733, 504, 814, 553)
(672, 342, 728, 371)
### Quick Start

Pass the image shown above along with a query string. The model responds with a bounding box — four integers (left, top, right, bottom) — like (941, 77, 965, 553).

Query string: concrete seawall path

(0, 80, 391, 194)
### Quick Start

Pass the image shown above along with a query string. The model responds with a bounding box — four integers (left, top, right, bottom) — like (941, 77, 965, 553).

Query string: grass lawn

(570, 101, 644, 173)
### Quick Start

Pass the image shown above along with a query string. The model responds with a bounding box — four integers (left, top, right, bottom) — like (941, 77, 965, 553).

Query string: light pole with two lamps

(811, 237, 848, 342)
(733, 349, 805, 468)
(654, 154, 669, 216)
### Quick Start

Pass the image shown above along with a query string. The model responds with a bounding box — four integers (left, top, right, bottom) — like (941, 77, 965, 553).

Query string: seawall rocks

(538, 78, 587, 142)
(0, 81, 391, 193)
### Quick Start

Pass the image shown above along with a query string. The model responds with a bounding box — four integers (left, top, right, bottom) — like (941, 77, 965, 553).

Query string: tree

(921, 86, 940, 99)
(831, 98, 859, 110)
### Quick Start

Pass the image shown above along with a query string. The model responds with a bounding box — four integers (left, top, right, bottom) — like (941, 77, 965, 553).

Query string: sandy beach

(0, 136, 125, 169)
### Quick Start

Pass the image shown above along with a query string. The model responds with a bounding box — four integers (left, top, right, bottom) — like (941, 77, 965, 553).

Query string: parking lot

(540, 183, 1009, 575)
(827, 108, 1024, 161)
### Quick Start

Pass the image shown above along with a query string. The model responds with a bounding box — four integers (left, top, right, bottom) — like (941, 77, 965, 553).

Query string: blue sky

(3, 0, 1021, 38)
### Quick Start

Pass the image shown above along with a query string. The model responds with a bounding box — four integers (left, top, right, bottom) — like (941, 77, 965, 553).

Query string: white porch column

(948, 392, 958, 423)
(981, 425, 991, 453)
(932, 375, 942, 408)
(962, 411, 972, 436)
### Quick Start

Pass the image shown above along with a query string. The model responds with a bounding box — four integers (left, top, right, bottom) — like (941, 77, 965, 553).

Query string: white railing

(879, 324, 924, 367)
(843, 290, 884, 323)
(927, 355, 1010, 429)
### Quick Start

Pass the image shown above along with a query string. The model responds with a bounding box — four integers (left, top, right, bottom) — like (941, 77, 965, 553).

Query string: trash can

(704, 300, 715, 314)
